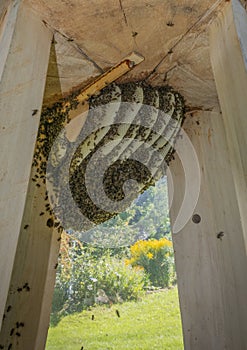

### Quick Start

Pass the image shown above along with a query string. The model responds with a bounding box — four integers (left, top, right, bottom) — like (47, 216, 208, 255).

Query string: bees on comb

(32, 82, 185, 233)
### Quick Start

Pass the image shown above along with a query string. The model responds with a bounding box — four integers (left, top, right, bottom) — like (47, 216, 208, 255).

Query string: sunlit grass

(46, 287, 183, 350)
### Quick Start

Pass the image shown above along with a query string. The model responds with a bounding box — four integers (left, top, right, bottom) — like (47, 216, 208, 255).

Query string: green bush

(96, 257, 147, 303)
(50, 241, 146, 326)
(126, 238, 175, 288)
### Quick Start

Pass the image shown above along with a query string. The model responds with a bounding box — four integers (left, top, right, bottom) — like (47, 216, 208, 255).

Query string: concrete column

(169, 109, 247, 350)
(0, 2, 55, 349)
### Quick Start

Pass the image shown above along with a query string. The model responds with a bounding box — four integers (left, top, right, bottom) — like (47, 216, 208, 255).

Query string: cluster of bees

(31, 91, 79, 231)
(32, 82, 185, 234)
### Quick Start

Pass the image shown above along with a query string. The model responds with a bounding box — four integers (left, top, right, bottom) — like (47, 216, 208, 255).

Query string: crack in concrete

(42, 21, 104, 74)
(119, 0, 128, 26)
(73, 43, 104, 73)
(145, 0, 225, 82)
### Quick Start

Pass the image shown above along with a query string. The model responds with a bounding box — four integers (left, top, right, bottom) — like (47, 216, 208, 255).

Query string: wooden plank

(0, 0, 20, 82)
(61, 51, 144, 113)
(0, 0, 52, 341)
(169, 3, 247, 347)
(169, 109, 247, 349)
(210, 0, 247, 247)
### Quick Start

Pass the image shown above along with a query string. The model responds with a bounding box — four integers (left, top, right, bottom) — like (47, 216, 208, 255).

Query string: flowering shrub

(96, 257, 147, 303)
(126, 238, 175, 288)
(50, 235, 146, 325)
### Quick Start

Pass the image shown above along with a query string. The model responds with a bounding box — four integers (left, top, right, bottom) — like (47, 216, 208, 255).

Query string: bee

(115, 309, 120, 318)
(58, 226, 63, 234)
(46, 218, 54, 228)
(217, 231, 224, 240)
(7, 305, 12, 312)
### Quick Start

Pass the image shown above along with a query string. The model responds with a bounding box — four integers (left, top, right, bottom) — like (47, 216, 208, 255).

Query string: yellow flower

(133, 265, 144, 271)
(147, 252, 153, 259)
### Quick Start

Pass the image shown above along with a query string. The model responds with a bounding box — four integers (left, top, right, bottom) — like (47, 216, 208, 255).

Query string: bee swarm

(32, 82, 185, 233)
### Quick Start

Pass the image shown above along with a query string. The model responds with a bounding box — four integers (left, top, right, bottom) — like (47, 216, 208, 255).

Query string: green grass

(46, 287, 183, 350)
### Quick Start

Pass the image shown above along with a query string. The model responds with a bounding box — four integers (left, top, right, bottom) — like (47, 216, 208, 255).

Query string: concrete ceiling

(23, 0, 246, 109)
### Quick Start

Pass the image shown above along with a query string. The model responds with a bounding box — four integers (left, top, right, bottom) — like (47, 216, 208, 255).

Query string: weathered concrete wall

(0, 1, 52, 333)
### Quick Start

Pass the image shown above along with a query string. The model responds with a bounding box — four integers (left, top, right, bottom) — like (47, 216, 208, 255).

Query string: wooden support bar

(62, 52, 144, 112)
(169, 1, 247, 348)
(0, 2, 53, 348)
(210, 0, 247, 245)
(169, 109, 247, 350)
(0, 0, 20, 81)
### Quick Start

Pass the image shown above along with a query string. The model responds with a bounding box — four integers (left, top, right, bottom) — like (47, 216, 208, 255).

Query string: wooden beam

(169, 1, 247, 348)
(169, 109, 247, 349)
(0, 0, 20, 81)
(209, 0, 247, 246)
(61, 51, 144, 113)
(0, 2, 53, 348)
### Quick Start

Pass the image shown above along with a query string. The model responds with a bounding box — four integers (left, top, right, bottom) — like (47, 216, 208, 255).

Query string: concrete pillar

(169, 1, 247, 348)
(0, 2, 57, 349)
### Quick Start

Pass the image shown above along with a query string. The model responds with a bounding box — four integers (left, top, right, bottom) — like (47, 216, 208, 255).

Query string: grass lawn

(46, 287, 183, 350)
